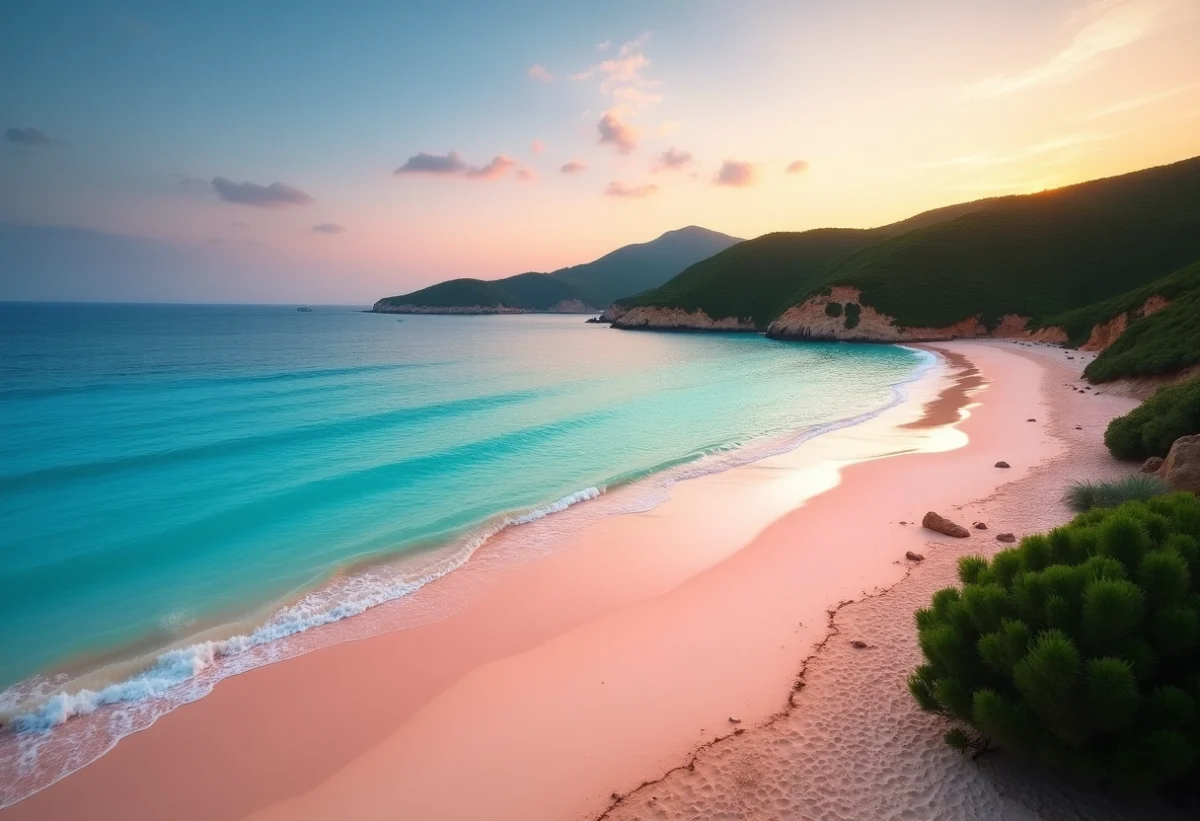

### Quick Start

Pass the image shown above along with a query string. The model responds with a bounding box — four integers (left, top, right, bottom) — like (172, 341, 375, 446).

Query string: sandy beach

(4, 340, 1185, 821)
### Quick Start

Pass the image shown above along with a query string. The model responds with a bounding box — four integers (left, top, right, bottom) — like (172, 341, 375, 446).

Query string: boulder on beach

(995, 461, 1011, 468)
(1161, 435, 1200, 494)
(1141, 456, 1165, 474)
(996, 532, 1017, 543)
(905, 551, 924, 562)
(973, 522, 988, 530)
(922, 511, 970, 538)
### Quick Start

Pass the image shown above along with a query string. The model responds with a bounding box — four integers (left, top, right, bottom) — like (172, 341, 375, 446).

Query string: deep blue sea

(0, 303, 927, 725)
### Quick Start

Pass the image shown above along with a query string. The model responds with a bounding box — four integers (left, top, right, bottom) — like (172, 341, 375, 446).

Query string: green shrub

(1064, 475, 1171, 512)
(824, 302, 843, 318)
(844, 302, 861, 330)
(1105, 379, 1200, 460)
(908, 493, 1200, 791)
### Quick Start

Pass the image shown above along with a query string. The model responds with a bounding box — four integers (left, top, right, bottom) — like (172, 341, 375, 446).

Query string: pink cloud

(465, 155, 518, 180)
(528, 64, 554, 83)
(786, 160, 810, 174)
(654, 146, 694, 172)
(715, 160, 760, 187)
(561, 160, 587, 174)
(531, 138, 545, 154)
(517, 167, 538, 182)
(597, 111, 638, 153)
(395, 151, 520, 182)
(605, 181, 658, 199)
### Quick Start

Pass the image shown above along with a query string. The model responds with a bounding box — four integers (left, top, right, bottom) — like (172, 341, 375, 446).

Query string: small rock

(973, 522, 988, 530)
(899, 520, 907, 525)
(922, 511, 970, 538)
(850, 640, 868, 649)
(1141, 456, 1165, 474)
(1075, 426, 1083, 430)
(728, 717, 741, 724)
(1162, 435, 1200, 493)
(995, 461, 1010, 468)
(905, 551, 925, 562)
(1027, 418, 1036, 422)
(996, 533, 1016, 543)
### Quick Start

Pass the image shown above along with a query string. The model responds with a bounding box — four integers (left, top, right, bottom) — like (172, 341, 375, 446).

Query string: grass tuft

(1063, 475, 1171, 513)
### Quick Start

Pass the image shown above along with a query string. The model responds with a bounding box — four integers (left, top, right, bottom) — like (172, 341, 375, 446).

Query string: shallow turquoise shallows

(0, 303, 926, 691)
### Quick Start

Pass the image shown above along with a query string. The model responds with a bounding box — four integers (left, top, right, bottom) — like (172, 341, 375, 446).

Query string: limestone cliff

(370, 301, 524, 315)
(610, 305, 757, 332)
(765, 287, 1067, 343)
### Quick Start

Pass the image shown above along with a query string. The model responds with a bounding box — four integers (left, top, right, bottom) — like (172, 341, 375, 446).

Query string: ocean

(0, 303, 928, 781)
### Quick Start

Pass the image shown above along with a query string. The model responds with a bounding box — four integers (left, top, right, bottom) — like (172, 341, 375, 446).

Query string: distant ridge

(370, 226, 742, 314)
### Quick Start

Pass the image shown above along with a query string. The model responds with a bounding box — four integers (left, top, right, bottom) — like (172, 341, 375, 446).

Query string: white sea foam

(6, 486, 605, 734)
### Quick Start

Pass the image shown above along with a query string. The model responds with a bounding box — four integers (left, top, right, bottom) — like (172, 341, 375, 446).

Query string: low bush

(824, 302, 843, 318)
(909, 493, 1200, 792)
(844, 302, 861, 330)
(1064, 475, 1170, 512)
(1105, 379, 1200, 460)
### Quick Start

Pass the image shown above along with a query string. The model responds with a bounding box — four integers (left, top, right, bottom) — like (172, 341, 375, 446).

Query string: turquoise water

(0, 303, 926, 697)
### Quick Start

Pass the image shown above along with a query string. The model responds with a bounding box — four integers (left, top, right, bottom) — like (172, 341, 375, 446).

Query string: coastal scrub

(1105, 379, 1200, 461)
(908, 493, 1200, 791)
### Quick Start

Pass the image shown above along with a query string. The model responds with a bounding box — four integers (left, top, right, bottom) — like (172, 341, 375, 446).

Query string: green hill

(766, 155, 1200, 333)
(614, 200, 997, 329)
(612, 156, 1200, 339)
(1080, 259, 1200, 382)
(373, 226, 742, 313)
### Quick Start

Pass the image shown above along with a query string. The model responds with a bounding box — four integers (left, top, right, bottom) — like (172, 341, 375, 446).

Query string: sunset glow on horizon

(2, 0, 1199, 303)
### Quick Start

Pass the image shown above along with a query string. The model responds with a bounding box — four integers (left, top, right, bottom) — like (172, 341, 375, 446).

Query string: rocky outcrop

(546, 299, 594, 313)
(1081, 295, 1170, 351)
(1141, 456, 1165, 474)
(1161, 435, 1200, 494)
(597, 304, 628, 323)
(611, 306, 757, 332)
(766, 287, 1045, 343)
(371, 300, 525, 315)
(922, 511, 970, 538)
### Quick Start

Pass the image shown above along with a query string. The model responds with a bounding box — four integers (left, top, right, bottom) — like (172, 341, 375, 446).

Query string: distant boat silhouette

(296, 305, 313, 312)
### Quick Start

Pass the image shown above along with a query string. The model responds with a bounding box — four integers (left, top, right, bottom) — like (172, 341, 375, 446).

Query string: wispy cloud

(394, 151, 469, 174)
(211, 177, 314, 208)
(786, 160, 810, 174)
(394, 151, 525, 181)
(531, 138, 545, 154)
(715, 160, 760, 187)
(605, 181, 659, 198)
(597, 111, 639, 153)
(528, 64, 554, 83)
(517, 167, 537, 183)
(6, 127, 55, 146)
(923, 133, 1108, 168)
(965, 0, 1174, 98)
(653, 146, 694, 172)
(312, 223, 345, 234)
(1082, 81, 1200, 119)
(578, 34, 661, 155)
(561, 160, 587, 174)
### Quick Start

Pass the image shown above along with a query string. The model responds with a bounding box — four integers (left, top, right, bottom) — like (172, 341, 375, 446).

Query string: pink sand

(2, 341, 1161, 821)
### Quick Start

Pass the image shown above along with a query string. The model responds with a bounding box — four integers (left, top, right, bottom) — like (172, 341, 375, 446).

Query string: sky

(1, 0, 1198, 303)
